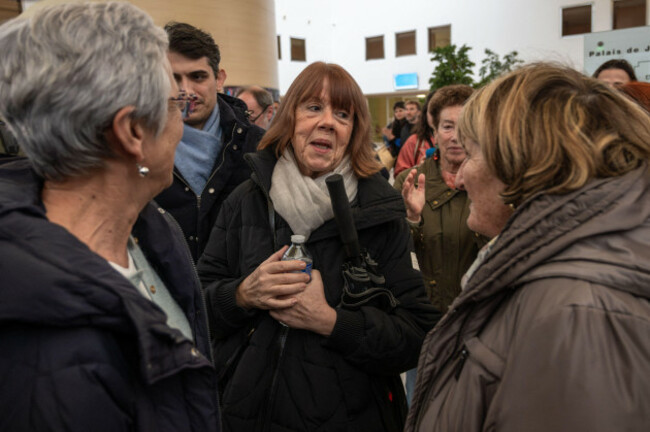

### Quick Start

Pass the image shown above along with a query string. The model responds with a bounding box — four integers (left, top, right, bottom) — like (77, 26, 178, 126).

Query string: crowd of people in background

(0, 2, 649, 432)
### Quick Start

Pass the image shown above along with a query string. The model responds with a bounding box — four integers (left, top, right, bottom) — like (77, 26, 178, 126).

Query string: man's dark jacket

(0, 160, 220, 432)
(197, 147, 441, 431)
(155, 93, 264, 262)
(389, 117, 407, 157)
(399, 121, 416, 150)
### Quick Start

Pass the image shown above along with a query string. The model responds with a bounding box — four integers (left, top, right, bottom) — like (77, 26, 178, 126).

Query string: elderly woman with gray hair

(0, 3, 219, 431)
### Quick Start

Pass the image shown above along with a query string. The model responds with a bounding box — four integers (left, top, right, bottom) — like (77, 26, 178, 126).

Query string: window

(613, 0, 647, 29)
(290, 37, 306, 61)
(562, 5, 592, 36)
(428, 25, 451, 52)
(366, 35, 384, 60)
(277, 35, 282, 60)
(395, 30, 416, 57)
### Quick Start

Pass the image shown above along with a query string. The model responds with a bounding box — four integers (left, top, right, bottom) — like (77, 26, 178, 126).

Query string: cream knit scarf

(270, 150, 358, 240)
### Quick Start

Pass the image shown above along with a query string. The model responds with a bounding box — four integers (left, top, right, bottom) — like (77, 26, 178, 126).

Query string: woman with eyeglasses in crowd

(0, 3, 220, 431)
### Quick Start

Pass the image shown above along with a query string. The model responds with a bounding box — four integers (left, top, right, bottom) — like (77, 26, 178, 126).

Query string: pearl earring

(137, 163, 150, 178)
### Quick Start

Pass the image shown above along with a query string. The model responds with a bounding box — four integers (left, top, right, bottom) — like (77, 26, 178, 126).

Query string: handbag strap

(267, 196, 278, 250)
(413, 139, 422, 160)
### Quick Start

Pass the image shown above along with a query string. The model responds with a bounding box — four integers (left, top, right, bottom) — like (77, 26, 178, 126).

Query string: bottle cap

(291, 234, 306, 243)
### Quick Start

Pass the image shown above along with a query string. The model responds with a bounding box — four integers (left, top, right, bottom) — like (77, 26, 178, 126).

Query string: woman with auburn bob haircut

(259, 61, 381, 177)
(198, 62, 439, 432)
(406, 63, 650, 432)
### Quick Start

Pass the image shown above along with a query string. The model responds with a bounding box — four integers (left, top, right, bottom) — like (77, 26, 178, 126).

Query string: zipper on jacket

(454, 346, 468, 380)
(220, 326, 256, 379)
(171, 171, 202, 257)
(197, 122, 238, 205)
(172, 122, 239, 216)
(172, 121, 240, 208)
(203, 124, 237, 188)
(173, 170, 194, 195)
(193, 125, 237, 248)
(261, 325, 290, 432)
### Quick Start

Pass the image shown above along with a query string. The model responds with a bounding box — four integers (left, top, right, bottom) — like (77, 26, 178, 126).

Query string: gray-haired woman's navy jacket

(0, 159, 220, 432)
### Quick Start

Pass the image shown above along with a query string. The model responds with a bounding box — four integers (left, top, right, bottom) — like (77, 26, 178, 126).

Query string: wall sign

(584, 26, 650, 82)
(393, 73, 419, 90)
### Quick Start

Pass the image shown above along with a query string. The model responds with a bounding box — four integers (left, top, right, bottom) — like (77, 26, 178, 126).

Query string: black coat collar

(0, 159, 211, 383)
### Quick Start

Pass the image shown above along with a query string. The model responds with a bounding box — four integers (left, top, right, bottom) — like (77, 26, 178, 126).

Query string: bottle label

(302, 261, 312, 276)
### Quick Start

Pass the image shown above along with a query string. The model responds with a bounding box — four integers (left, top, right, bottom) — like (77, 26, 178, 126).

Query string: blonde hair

(458, 62, 650, 206)
(259, 62, 381, 178)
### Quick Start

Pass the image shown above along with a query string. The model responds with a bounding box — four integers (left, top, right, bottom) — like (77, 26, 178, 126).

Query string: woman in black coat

(198, 62, 440, 432)
(0, 4, 219, 431)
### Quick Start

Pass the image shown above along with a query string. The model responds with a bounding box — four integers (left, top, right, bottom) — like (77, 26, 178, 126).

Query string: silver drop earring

(137, 163, 150, 178)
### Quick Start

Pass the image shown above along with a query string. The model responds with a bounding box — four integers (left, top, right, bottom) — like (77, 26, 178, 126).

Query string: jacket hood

(457, 165, 650, 309)
(0, 158, 44, 218)
(406, 165, 650, 430)
(0, 159, 208, 382)
(244, 146, 406, 242)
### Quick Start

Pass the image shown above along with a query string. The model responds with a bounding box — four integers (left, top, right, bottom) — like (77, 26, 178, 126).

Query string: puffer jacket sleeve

(484, 283, 650, 432)
(0, 328, 135, 432)
(198, 184, 263, 339)
(325, 217, 441, 375)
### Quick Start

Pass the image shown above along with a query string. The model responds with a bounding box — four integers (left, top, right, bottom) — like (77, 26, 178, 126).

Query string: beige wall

(21, 0, 279, 90)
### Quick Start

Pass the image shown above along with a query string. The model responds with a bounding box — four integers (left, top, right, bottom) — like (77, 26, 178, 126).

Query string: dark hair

(237, 85, 273, 111)
(592, 59, 637, 82)
(428, 84, 474, 130)
(164, 22, 220, 76)
(259, 62, 381, 178)
(620, 81, 650, 113)
(393, 101, 405, 111)
(412, 91, 435, 142)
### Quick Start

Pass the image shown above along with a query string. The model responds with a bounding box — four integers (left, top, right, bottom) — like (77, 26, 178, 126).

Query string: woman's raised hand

(401, 169, 426, 224)
(235, 246, 309, 310)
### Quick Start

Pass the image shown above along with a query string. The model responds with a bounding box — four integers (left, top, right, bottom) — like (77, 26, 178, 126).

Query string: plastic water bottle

(282, 235, 313, 277)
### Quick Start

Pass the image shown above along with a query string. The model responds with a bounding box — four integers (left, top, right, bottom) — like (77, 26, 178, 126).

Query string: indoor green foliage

(477, 49, 524, 88)
(429, 44, 475, 90)
(429, 45, 523, 90)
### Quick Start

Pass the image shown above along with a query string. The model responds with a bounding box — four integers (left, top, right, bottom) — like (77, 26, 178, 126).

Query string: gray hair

(0, 2, 170, 180)
(236, 85, 273, 111)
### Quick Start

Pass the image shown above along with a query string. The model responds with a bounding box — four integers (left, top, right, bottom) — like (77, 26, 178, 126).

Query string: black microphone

(326, 174, 362, 266)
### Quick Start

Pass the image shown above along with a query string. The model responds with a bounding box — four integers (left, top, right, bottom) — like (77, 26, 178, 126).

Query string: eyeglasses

(169, 91, 198, 119)
(245, 104, 270, 124)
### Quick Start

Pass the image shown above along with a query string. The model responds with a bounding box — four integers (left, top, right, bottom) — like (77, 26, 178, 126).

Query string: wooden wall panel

(0, 0, 21, 23)
(20, 0, 279, 90)
(132, 0, 279, 90)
